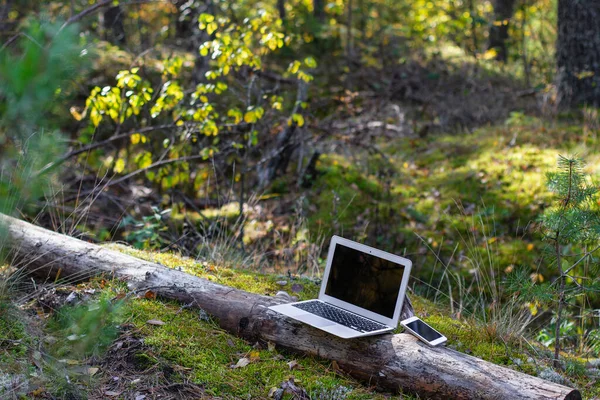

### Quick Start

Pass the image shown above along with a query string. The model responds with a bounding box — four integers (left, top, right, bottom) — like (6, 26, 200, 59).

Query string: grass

(1, 239, 599, 398)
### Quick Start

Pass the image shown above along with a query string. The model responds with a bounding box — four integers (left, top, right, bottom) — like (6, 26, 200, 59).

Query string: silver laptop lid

(318, 236, 412, 327)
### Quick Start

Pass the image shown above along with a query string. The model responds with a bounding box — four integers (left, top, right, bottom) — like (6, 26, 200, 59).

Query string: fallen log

(1, 214, 581, 400)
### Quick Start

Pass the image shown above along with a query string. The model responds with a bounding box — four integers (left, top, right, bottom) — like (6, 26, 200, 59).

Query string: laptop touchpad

(294, 313, 336, 327)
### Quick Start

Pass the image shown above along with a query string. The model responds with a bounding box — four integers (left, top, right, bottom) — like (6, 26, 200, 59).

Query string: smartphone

(400, 316, 447, 346)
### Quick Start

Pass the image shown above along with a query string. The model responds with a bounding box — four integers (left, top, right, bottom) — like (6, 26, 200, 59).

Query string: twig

(59, 0, 113, 32)
(36, 124, 178, 176)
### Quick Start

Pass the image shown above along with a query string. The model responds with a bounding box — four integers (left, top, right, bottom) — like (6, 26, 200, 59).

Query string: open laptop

(269, 235, 412, 339)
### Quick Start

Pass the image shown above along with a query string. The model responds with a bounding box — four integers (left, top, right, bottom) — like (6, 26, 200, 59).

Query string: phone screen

(405, 319, 443, 342)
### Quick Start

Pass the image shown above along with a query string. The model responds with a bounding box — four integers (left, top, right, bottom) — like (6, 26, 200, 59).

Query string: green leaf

(304, 56, 317, 68)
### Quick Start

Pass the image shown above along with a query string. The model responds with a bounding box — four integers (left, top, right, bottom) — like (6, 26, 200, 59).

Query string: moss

(308, 154, 383, 237)
(106, 243, 321, 300)
(125, 298, 399, 399)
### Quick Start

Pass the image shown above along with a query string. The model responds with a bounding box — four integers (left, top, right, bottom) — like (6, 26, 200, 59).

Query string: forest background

(1, 0, 600, 398)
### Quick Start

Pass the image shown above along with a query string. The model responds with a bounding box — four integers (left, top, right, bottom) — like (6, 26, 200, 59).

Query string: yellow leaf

(131, 133, 141, 144)
(291, 113, 304, 127)
(526, 243, 534, 251)
(481, 48, 497, 60)
(244, 111, 256, 123)
(114, 158, 125, 173)
(207, 22, 218, 35)
(527, 302, 538, 316)
(90, 109, 102, 127)
(288, 61, 301, 74)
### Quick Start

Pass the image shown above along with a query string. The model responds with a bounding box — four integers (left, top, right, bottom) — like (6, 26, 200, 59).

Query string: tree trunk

(256, 81, 307, 189)
(1, 214, 582, 400)
(556, 0, 600, 107)
(488, 0, 517, 62)
(313, 0, 325, 23)
(103, 5, 126, 45)
(277, 0, 286, 21)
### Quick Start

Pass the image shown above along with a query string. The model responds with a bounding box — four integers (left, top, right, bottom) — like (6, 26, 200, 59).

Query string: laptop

(269, 235, 412, 339)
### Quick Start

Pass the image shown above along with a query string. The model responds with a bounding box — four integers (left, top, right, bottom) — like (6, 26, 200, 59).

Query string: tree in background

(556, 0, 600, 107)
(102, 5, 127, 45)
(488, 0, 517, 61)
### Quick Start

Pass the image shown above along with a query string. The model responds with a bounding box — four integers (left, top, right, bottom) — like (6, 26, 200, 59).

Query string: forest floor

(1, 241, 599, 399)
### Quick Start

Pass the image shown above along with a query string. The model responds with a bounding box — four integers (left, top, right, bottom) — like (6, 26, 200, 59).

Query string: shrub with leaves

(77, 9, 317, 196)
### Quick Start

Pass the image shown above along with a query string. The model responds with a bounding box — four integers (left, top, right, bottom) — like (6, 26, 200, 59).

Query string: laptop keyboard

(292, 301, 387, 332)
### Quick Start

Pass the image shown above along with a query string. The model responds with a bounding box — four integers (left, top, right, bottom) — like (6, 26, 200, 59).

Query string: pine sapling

(540, 155, 600, 368)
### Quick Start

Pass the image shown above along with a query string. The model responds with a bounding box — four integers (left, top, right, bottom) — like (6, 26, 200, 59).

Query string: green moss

(106, 243, 321, 300)
(307, 154, 383, 237)
(126, 298, 399, 399)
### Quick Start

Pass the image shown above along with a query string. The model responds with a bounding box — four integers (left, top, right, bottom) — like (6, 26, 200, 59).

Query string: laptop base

(269, 301, 394, 339)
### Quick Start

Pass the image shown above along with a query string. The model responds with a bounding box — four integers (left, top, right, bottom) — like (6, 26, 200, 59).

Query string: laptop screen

(324, 243, 405, 318)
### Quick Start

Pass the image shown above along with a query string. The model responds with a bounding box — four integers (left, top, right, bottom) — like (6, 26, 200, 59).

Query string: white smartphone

(400, 316, 447, 346)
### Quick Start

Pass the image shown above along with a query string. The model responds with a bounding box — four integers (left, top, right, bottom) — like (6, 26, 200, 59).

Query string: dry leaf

(331, 360, 341, 372)
(287, 360, 299, 370)
(280, 378, 308, 399)
(291, 283, 303, 293)
(268, 387, 279, 398)
(276, 280, 287, 286)
(104, 390, 121, 397)
(146, 319, 165, 326)
(88, 367, 99, 376)
(231, 357, 250, 369)
(144, 290, 156, 300)
(267, 342, 275, 352)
